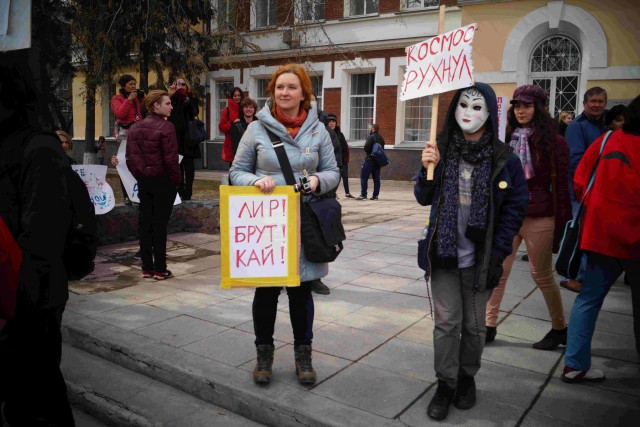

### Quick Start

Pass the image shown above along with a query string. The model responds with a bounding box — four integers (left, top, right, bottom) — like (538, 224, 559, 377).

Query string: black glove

(486, 256, 504, 290)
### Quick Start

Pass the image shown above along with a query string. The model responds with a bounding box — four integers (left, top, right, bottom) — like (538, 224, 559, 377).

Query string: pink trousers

(486, 216, 566, 330)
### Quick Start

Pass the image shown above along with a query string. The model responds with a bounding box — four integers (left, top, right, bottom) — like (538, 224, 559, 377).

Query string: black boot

(294, 345, 317, 385)
(427, 380, 455, 421)
(253, 344, 274, 384)
(533, 327, 567, 350)
(485, 326, 497, 343)
(453, 376, 476, 409)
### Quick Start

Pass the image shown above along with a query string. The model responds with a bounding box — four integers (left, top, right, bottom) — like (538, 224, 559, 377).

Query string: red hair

(267, 64, 313, 111)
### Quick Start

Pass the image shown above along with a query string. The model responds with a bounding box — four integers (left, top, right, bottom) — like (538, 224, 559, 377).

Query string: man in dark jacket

(563, 87, 608, 291)
(357, 124, 385, 200)
(0, 51, 76, 426)
(414, 83, 528, 421)
(126, 90, 181, 280)
(168, 78, 200, 200)
(327, 113, 352, 197)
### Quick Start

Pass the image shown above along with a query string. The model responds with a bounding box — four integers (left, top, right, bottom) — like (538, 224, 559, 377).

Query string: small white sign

(497, 96, 509, 143)
(400, 23, 477, 101)
(71, 165, 115, 215)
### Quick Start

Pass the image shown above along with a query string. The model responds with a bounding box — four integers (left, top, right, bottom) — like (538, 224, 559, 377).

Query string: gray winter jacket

(230, 101, 340, 282)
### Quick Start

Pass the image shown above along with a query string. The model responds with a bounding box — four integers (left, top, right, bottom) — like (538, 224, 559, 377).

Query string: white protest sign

(220, 186, 300, 289)
(71, 165, 115, 215)
(116, 141, 182, 205)
(0, 0, 31, 52)
(400, 23, 477, 101)
(496, 96, 509, 143)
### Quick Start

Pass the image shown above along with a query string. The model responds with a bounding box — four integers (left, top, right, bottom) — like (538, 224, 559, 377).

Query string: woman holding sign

(230, 64, 340, 386)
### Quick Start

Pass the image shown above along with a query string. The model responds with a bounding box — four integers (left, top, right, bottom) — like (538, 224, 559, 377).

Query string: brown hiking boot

(294, 345, 317, 385)
(253, 345, 274, 384)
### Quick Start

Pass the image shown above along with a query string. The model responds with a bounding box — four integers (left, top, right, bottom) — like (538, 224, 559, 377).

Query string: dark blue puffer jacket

(414, 83, 529, 291)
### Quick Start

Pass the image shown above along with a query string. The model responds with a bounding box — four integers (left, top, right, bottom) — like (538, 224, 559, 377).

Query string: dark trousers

(253, 282, 314, 347)
(340, 164, 350, 194)
(1, 303, 75, 427)
(180, 158, 195, 200)
(138, 176, 177, 273)
(360, 158, 381, 198)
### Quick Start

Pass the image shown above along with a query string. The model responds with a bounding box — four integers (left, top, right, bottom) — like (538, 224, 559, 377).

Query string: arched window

(529, 35, 581, 118)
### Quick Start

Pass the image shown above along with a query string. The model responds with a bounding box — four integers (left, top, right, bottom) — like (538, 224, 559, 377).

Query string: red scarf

(273, 105, 307, 138)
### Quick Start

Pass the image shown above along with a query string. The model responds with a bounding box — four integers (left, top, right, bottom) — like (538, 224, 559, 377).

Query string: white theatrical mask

(455, 88, 490, 134)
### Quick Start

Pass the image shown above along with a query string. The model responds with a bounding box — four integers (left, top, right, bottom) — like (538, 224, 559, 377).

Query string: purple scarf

(510, 128, 535, 179)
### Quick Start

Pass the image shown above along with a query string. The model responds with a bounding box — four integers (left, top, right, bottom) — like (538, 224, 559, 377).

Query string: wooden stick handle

(426, 4, 446, 181)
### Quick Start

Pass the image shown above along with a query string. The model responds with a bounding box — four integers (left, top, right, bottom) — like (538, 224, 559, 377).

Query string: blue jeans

(564, 252, 640, 370)
(360, 158, 381, 198)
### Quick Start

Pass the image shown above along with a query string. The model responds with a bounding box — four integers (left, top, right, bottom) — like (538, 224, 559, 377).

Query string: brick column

(376, 86, 398, 145)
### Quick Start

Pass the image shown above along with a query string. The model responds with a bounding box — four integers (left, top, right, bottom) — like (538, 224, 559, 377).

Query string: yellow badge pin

(498, 181, 508, 189)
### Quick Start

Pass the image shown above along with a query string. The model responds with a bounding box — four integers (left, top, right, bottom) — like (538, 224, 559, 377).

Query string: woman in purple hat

(485, 85, 572, 350)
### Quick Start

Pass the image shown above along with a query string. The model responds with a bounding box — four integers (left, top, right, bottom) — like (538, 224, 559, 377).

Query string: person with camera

(126, 90, 181, 281)
(230, 64, 340, 386)
(111, 74, 144, 205)
(168, 77, 200, 200)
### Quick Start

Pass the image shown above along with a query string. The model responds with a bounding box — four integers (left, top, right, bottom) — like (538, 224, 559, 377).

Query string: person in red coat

(218, 87, 243, 165)
(111, 74, 144, 205)
(126, 90, 181, 281)
(562, 95, 640, 384)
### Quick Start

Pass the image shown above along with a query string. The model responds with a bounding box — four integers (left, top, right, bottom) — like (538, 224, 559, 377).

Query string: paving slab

(89, 304, 179, 331)
(312, 362, 428, 418)
(134, 315, 228, 348)
(530, 378, 640, 426)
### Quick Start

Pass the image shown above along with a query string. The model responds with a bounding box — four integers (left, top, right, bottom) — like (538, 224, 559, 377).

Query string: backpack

(64, 167, 98, 280)
(371, 142, 390, 167)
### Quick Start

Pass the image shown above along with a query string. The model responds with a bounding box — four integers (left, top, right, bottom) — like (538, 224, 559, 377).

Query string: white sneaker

(561, 367, 605, 383)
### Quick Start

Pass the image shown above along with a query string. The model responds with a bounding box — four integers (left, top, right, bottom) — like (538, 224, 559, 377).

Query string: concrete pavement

(62, 178, 640, 426)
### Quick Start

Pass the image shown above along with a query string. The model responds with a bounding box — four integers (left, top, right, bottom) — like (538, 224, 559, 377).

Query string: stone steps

(62, 315, 402, 427)
(63, 344, 261, 427)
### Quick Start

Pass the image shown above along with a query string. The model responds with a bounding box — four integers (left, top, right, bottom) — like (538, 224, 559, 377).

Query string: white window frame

(402, 0, 439, 10)
(348, 72, 376, 141)
(347, 0, 379, 18)
(298, 0, 325, 23)
(528, 35, 581, 118)
(252, 0, 278, 29)
(310, 75, 323, 111)
(401, 94, 433, 145)
(254, 78, 270, 110)
(214, 0, 235, 31)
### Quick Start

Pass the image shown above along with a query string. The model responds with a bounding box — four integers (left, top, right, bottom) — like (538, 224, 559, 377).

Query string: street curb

(63, 344, 261, 427)
(62, 316, 402, 427)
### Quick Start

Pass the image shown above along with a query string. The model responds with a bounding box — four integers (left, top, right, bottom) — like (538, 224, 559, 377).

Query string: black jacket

(0, 126, 72, 308)
(230, 117, 258, 158)
(326, 125, 343, 168)
(168, 90, 200, 159)
(335, 125, 349, 165)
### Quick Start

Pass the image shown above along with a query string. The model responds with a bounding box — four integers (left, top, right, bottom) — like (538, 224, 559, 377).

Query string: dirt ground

(106, 176, 220, 204)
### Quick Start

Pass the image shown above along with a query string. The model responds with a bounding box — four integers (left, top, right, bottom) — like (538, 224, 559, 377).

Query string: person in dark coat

(230, 97, 258, 159)
(0, 50, 76, 427)
(327, 113, 352, 197)
(168, 78, 200, 200)
(357, 123, 385, 200)
(126, 90, 181, 280)
(415, 83, 528, 421)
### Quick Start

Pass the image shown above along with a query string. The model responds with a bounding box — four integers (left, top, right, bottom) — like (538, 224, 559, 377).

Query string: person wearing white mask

(414, 83, 528, 421)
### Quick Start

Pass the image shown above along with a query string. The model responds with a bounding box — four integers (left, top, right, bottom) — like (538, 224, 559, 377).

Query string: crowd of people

(1, 46, 637, 425)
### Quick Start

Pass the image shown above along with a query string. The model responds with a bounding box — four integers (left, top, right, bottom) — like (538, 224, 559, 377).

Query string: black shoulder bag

(555, 130, 612, 279)
(264, 126, 345, 263)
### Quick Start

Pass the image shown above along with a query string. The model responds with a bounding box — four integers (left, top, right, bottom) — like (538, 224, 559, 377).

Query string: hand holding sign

(400, 4, 477, 180)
